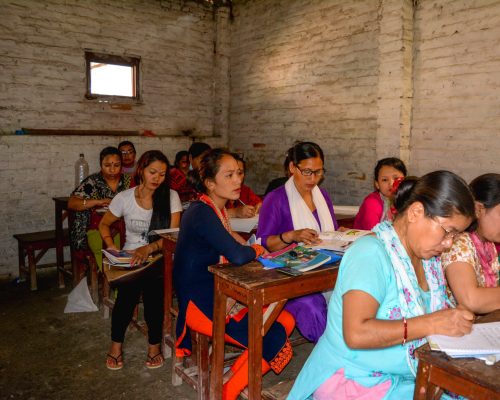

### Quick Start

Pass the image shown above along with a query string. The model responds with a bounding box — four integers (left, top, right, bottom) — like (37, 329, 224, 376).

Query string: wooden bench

(13, 229, 70, 291)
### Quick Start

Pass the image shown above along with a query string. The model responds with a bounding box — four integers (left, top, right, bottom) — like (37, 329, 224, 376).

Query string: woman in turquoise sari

(289, 171, 476, 400)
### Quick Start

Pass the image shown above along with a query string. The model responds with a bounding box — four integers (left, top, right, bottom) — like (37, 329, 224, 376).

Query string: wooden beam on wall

(20, 128, 140, 136)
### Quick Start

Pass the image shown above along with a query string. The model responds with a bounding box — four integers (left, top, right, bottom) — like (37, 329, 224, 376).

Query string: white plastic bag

(64, 278, 99, 313)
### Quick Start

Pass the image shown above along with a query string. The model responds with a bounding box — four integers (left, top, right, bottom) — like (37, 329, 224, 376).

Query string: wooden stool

(13, 229, 70, 290)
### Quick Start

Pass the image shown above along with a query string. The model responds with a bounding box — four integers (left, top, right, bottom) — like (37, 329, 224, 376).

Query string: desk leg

(162, 248, 173, 359)
(55, 202, 65, 288)
(248, 289, 263, 400)
(210, 276, 227, 399)
(414, 360, 440, 400)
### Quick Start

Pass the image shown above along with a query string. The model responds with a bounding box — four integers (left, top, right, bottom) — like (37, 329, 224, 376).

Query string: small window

(85, 51, 140, 101)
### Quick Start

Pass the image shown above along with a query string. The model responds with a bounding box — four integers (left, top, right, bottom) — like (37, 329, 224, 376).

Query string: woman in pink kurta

(353, 157, 407, 230)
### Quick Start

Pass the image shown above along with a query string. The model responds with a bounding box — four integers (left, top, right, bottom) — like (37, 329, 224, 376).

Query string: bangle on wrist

(402, 317, 408, 346)
(83, 198, 87, 208)
(279, 232, 293, 245)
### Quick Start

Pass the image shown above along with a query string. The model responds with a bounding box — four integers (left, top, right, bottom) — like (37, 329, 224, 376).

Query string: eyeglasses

(120, 150, 135, 155)
(433, 218, 459, 241)
(295, 166, 326, 177)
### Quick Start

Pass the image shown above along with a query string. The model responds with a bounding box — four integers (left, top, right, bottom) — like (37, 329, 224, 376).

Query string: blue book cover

(259, 245, 337, 272)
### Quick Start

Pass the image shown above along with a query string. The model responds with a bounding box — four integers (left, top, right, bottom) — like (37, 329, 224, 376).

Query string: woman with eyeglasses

(257, 141, 338, 343)
(118, 141, 137, 175)
(441, 173, 500, 314)
(289, 171, 476, 400)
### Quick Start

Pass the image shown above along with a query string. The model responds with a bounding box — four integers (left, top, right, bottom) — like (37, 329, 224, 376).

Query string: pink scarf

(469, 231, 498, 288)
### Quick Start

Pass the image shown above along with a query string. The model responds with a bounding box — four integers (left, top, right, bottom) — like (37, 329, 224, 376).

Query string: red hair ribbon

(391, 176, 405, 195)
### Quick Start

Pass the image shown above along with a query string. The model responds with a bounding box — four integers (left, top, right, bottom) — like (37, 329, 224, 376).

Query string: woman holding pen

(99, 150, 182, 370)
(226, 153, 262, 218)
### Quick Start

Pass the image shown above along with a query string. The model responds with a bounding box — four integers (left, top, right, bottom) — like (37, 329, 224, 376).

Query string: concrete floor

(0, 269, 312, 400)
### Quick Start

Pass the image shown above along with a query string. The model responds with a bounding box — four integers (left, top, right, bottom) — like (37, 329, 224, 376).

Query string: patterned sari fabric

(373, 221, 451, 375)
(70, 172, 131, 250)
(441, 232, 500, 304)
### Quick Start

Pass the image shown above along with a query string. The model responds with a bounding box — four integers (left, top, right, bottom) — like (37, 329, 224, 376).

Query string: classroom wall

(228, 0, 382, 202)
(228, 0, 500, 202)
(2, 0, 500, 277)
(411, 0, 500, 180)
(0, 0, 229, 276)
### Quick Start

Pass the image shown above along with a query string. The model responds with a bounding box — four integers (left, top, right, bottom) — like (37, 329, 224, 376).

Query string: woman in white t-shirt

(99, 150, 182, 371)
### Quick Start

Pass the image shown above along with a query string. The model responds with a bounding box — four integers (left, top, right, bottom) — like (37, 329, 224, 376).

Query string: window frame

(84, 51, 141, 102)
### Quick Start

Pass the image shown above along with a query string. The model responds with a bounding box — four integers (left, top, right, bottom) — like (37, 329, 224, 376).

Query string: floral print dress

(441, 232, 500, 304)
(70, 172, 131, 250)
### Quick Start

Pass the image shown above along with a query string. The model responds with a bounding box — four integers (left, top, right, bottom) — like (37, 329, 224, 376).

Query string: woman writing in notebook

(99, 150, 182, 370)
(257, 141, 338, 343)
(173, 148, 295, 400)
(289, 171, 475, 400)
(226, 153, 262, 217)
(442, 173, 500, 313)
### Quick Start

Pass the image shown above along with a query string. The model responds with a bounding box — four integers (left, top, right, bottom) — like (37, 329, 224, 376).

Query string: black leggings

(111, 267, 164, 345)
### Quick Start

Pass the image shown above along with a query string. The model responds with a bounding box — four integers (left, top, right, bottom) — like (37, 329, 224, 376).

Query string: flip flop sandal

(106, 353, 123, 371)
(145, 352, 164, 369)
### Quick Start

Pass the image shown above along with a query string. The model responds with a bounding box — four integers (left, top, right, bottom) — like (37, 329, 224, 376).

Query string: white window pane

(90, 63, 134, 97)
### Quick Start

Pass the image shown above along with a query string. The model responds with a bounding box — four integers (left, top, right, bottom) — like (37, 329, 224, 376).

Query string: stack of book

(102, 249, 154, 267)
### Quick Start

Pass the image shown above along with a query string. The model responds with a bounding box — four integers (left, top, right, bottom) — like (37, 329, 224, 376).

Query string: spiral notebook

(427, 321, 500, 358)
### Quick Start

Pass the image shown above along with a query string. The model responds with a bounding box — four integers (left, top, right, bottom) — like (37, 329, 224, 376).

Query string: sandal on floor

(145, 352, 164, 369)
(106, 353, 123, 371)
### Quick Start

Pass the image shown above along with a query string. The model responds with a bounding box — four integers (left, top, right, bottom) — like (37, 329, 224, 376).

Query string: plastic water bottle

(75, 153, 89, 187)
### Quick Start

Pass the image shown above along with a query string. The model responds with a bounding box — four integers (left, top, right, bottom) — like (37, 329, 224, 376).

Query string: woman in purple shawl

(257, 142, 338, 342)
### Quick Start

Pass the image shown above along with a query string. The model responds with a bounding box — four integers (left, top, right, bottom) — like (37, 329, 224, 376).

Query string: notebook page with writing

(428, 322, 500, 356)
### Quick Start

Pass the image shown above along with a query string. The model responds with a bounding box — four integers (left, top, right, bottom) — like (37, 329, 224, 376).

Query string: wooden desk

(209, 262, 339, 399)
(414, 309, 500, 400)
(53, 196, 74, 287)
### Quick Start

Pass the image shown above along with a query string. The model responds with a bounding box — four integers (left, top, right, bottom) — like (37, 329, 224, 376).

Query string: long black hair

(393, 170, 475, 220)
(135, 150, 171, 241)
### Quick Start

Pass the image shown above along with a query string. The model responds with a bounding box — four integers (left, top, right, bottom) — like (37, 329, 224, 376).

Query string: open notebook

(428, 321, 500, 359)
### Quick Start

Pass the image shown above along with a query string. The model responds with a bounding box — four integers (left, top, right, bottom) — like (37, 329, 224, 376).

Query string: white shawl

(284, 177, 335, 232)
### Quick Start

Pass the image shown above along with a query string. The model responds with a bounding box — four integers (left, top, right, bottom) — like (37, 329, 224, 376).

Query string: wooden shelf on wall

(20, 128, 140, 136)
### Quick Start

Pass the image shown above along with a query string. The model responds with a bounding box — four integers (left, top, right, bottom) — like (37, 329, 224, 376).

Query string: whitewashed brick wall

(229, 0, 499, 208)
(0, 0, 225, 276)
(228, 0, 382, 203)
(411, 0, 500, 181)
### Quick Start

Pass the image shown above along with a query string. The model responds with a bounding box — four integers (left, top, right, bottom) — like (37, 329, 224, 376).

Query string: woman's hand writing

(236, 205, 256, 218)
(429, 305, 474, 337)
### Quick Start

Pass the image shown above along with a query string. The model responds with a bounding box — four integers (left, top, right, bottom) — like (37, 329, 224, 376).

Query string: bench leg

(18, 242, 26, 282)
(27, 247, 37, 291)
(196, 333, 210, 400)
